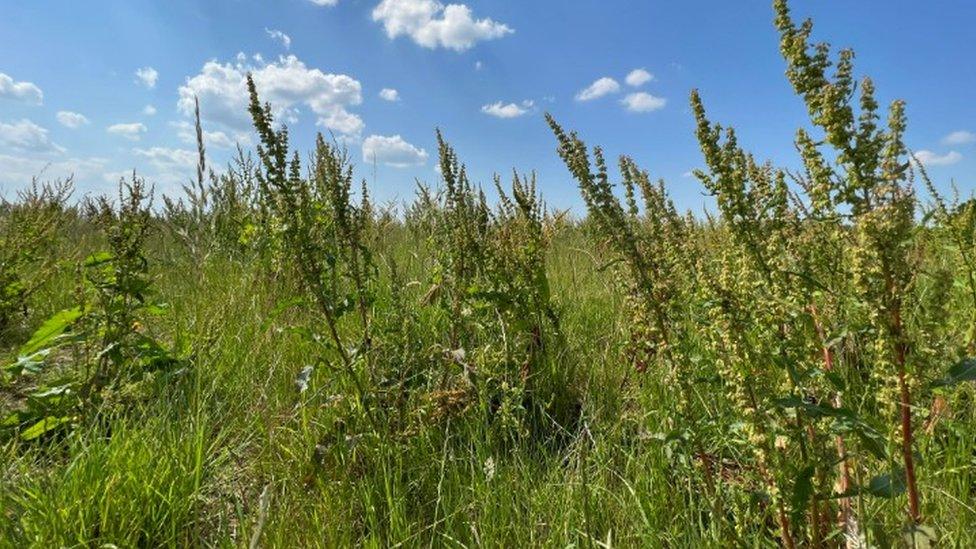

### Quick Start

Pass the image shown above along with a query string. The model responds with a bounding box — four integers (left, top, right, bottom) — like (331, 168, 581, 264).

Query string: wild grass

(1, 1, 975, 547)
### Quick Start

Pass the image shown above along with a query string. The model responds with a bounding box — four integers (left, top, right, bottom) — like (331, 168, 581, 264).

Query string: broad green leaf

(18, 307, 84, 356)
(20, 416, 72, 441)
(866, 470, 906, 498)
(4, 349, 51, 376)
(902, 524, 937, 549)
(931, 358, 976, 388)
(790, 465, 816, 525)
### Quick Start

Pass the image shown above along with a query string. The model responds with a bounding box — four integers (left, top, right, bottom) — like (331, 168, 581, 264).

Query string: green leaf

(2, 413, 20, 428)
(866, 470, 906, 498)
(790, 465, 816, 525)
(4, 349, 51, 376)
(83, 251, 114, 267)
(931, 358, 976, 388)
(902, 524, 937, 549)
(18, 307, 84, 356)
(20, 416, 73, 441)
(145, 302, 170, 316)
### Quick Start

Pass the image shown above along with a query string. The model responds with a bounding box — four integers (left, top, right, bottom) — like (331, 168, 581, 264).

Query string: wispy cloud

(576, 77, 620, 101)
(57, 111, 90, 129)
(621, 92, 666, 113)
(942, 130, 975, 146)
(914, 149, 962, 166)
(265, 28, 292, 49)
(0, 119, 64, 153)
(0, 72, 43, 105)
(134, 67, 158, 89)
(481, 100, 534, 119)
(107, 122, 147, 141)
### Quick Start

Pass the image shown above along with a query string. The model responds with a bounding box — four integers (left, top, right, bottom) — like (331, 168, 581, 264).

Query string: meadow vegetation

(1, 1, 974, 546)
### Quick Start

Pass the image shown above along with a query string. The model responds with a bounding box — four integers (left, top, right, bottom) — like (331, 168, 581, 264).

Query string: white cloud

(625, 68, 653, 87)
(474, 60, 483, 71)
(56, 111, 90, 129)
(317, 109, 365, 136)
(0, 119, 64, 153)
(143, 104, 157, 116)
(171, 120, 246, 149)
(266, 28, 292, 49)
(914, 150, 962, 166)
(0, 154, 108, 191)
(575, 77, 620, 101)
(177, 54, 363, 135)
(107, 122, 147, 141)
(621, 92, 667, 113)
(481, 100, 534, 119)
(372, 0, 513, 52)
(133, 147, 197, 171)
(943, 130, 975, 146)
(0, 73, 43, 105)
(131, 147, 206, 195)
(379, 88, 400, 101)
(362, 134, 428, 167)
(135, 67, 159, 89)
(308, 0, 338, 5)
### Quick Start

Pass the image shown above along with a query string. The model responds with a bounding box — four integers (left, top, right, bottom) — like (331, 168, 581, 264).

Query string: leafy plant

(0, 178, 73, 342)
(3, 176, 179, 440)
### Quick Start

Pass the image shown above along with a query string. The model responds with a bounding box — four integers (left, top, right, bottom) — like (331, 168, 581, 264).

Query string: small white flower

(449, 348, 466, 362)
(483, 457, 496, 481)
(295, 365, 314, 393)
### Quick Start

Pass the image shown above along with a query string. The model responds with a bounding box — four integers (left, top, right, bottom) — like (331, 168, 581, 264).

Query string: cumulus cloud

(317, 109, 365, 136)
(107, 122, 147, 141)
(56, 111, 90, 129)
(135, 67, 159, 89)
(266, 28, 292, 49)
(177, 54, 363, 136)
(0, 119, 64, 153)
(575, 77, 619, 101)
(942, 130, 975, 146)
(371, 0, 513, 51)
(481, 100, 534, 119)
(914, 150, 962, 166)
(143, 104, 157, 116)
(308, 0, 339, 5)
(0, 73, 43, 105)
(625, 68, 653, 87)
(379, 88, 400, 102)
(362, 134, 428, 167)
(621, 92, 666, 113)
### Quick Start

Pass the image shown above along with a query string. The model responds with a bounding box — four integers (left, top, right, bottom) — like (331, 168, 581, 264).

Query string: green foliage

(0, 179, 72, 341)
(2, 176, 179, 441)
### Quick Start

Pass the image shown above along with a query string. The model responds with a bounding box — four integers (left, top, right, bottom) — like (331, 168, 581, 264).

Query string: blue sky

(1, 0, 973, 212)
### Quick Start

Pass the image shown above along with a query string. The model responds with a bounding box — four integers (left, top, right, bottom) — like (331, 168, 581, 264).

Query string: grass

(1, 224, 973, 547)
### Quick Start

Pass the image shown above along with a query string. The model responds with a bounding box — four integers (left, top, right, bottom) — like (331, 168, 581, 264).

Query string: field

(1, 1, 975, 547)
